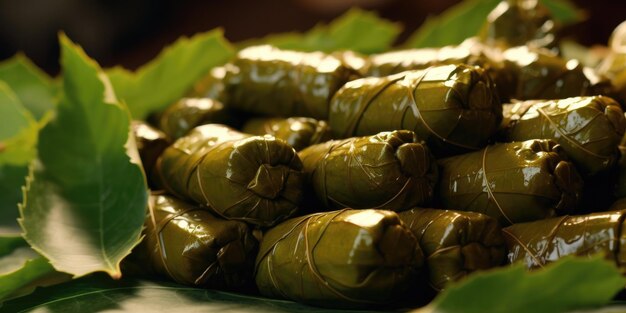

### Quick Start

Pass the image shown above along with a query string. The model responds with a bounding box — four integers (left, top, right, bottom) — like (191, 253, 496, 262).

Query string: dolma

(479, 0, 557, 51)
(329, 64, 502, 157)
(132, 121, 170, 188)
(503, 210, 626, 271)
(437, 139, 583, 225)
(501, 45, 613, 100)
(598, 21, 626, 104)
(502, 96, 626, 176)
(144, 194, 258, 288)
(398, 208, 505, 291)
(241, 117, 332, 151)
(298, 130, 438, 212)
(616, 145, 626, 199)
(255, 209, 424, 308)
(156, 124, 304, 227)
(331, 50, 369, 76)
(158, 97, 240, 139)
(223, 45, 358, 119)
(189, 65, 229, 101)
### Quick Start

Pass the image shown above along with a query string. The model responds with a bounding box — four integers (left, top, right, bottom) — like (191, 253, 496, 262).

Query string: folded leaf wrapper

(255, 209, 424, 308)
(223, 45, 358, 119)
(132, 121, 170, 189)
(437, 139, 583, 225)
(189, 65, 229, 101)
(329, 64, 502, 157)
(503, 210, 626, 271)
(298, 130, 438, 213)
(398, 208, 505, 291)
(242, 117, 332, 151)
(159, 97, 241, 139)
(144, 194, 258, 288)
(156, 124, 304, 227)
(502, 96, 626, 177)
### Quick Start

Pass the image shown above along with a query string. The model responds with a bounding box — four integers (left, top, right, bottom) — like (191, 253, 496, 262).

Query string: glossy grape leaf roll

(255, 209, 424, 308)
(503, 210, 626, 272)
(223, 45, 358, 119)
(329, 64, 502, 157)
(132, 121, 170, 188)
(158, 97, 240, 139)
(155, 124, 304, 227)
(502, 96, 626, 177)
(241, 117, 332, 151)
(397, 208, 505, 291)
(298, 130, 438, 212)
(144, 194, 258, 288)
(437, 139, 583, 225)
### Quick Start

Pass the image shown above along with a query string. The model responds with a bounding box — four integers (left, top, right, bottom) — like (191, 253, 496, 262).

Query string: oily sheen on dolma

(503, 210, 626, 271)
(156, 124, 303, 227)
(159, 97, 240, 139)
(242, 117, 332, 151)
(398, 208, 505, 291)
(255, 209, 424, 308)
(329, 64, 502, 157)
(132, 121, 170, 188)
(144, 194, 258, 288)
(503, 96, 626, 176)
(223, 45, 357, 119)
(437, 139, 583, 225)
(298, 130, 437, 212)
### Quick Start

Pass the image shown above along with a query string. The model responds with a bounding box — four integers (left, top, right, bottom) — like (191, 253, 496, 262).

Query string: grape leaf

(107, 29, 234, 120)
(0, 54, 58, 121)
(239, 8, 401, 54)
(19, 34, 148, 278)
(0, 82, 38, 166)
(0, 274, 380, 313)
(414, 256, 626, 313)
(0, 236, 70, 303)
(0, 165, 28, 234)
(404, 0, 584, 48)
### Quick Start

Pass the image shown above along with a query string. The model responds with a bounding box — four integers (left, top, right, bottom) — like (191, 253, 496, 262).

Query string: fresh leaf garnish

(107, 29, 234, 120)
(19, 34, 148, 279)
(0, 166, 28, 234)
(0, 275, 378, 313)
(414, 256, 626, 313)
(404, 0, 584, 48)
(0, 54, 57, 121)
(0, 82, 38, 166)
(239, 8, 401, 54)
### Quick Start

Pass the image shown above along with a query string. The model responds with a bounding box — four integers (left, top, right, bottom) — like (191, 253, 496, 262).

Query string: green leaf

(0, 82, 38, 166)
(0, 236, 70, 303)
(0, 165, 28, 234)
(0, 54, 58, 121)
(240, 8, 401, 54)
(18, 34, 148, 279)
(404, 0, 583, 48)
(107, 29, 234, 120)
(0, 275, 380, 313)
(415, 256, 626, 313)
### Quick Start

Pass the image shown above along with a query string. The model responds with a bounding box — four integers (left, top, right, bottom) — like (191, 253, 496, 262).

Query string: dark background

(0, 0, 623, 75)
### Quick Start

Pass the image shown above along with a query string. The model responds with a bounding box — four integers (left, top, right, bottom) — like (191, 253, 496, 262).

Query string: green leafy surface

(415, 256, 626, 313)
(404, 0, 583, 48)
(107, 30, 234, 120)
(240, 8, 401, 54)
(0, 54, 57, 120)
(19, 34, 147, 278)
(0, 275, 380, 313)
(0, 82, 38, 166)
(0, 165, 28, 234)
(0, 236, 69, 303)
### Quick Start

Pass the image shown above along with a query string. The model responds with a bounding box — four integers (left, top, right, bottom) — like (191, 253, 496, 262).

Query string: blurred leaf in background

(405, 0, 584, 48)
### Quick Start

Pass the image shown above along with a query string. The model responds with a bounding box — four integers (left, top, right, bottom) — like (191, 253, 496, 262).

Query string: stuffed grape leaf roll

(223, 45, 358, 119)
(502, 96, 626, 176)
(241, 117, 332, 151)
(437, 139, 583, 225)
(144, 194, 258, 288)
(298, 130, 438, 213)
(158, 97, 240, 139)
(503, 210, 626, 272)
(255, 209, 424, 308)
(156, 124, 304, 227)
(329, 64, 502, 157)
(397, 208, 505, 291)
(132, 121, 170, 188)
